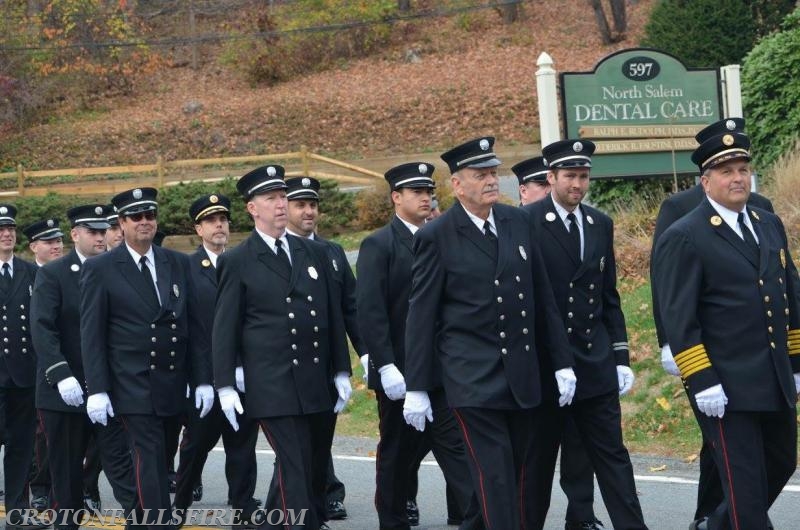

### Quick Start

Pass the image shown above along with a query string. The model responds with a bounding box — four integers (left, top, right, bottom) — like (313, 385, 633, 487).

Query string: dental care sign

(560, 48, 722, 178)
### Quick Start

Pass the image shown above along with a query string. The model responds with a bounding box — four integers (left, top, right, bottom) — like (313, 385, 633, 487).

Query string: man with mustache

(403, 137, 576, 529)
(653, 124, 800, 529)
(80, 187, 213, 530)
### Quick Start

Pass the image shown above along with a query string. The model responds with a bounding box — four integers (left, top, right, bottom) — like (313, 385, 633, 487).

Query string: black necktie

(738, 212, 759, 253)
(483, 220, 498, 252)
(566, 212, 581, 262)
(139, 256, 160, 307)
(275, 238, 292, 273)
(0, 263, 10, 291)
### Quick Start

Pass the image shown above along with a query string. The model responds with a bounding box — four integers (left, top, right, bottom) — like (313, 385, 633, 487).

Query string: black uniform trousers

(374, 390, 424, 530)
(119, 414, 179, 530)
(451, 406, 537, 530)
(0, 386, 37, 516)
(697, 408, 796, 530)
(260, 412, 330, 530)
(173, 395, 258, 514)
(30, 418, 51, 500)
(408, 439, 460, 521)
(164, 415, 184, 483)
(525, 392, 646, 529)
(560, 415, 598, 523)
(83, 434, 103, 498)
(325, 458, 345, 503)
(39, 409, 139, 530)
(683, 388, 724, 521)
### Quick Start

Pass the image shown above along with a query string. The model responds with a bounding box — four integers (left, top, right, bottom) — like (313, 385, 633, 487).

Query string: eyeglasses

(124, 211, 157, 222)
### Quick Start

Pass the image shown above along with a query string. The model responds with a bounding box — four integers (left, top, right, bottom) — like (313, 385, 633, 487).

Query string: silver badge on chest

(173, 284, 180, 298)
(70, 264, 80, 272)
(519, 245, 527, 261)
(600, 256, 605, 272)
(331, 259, 338, 272)
(308, 266, 318, 280)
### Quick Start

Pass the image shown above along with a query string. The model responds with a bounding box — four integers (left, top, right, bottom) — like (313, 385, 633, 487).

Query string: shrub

(641, 0, 793, 67)
(742, 10, 800, 171)
(587, 177, 693, 212)
(354, 181, 392, 231)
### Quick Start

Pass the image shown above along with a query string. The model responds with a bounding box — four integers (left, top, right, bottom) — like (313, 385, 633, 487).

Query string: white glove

(378, 363, 406, 401)
(86, 392, 114, 426)
(660, 344, 680, 376)
(403, 390, 433, 432)
(694, 384, 728, 418)
(57, 376, 84, 407)
(617, 365, 635, 396)
(794, 373, 800, 394)
(194, 384, 215, 418)
(554, 367, 577, 407)
(360, 355, 369, 384)
(218, 386, 244, 431)
(333, 372, 352, 413)
(235, 366, 246, 393)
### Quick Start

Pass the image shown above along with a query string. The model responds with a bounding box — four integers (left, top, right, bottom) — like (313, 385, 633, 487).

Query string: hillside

(1, 0, 655, 170)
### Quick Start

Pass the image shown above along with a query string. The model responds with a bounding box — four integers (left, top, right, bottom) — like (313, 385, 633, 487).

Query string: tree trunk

(588, 0, 612, 44)
(398, 0, 411, 11)
(499, 0, 519, 24)
(609, 0, 627, 34)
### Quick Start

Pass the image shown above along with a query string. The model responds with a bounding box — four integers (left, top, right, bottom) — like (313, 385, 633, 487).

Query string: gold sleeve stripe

(674, 344, 711, 379)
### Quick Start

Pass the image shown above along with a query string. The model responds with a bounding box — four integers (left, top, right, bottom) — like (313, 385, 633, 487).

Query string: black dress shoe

(319, 524, 331, 530)
(406, 499, 419, 527)
(192, 484, 203, 502)
(6, 512, 52, 529)
(83, 493, 101, 513)
(688, 518, 708, 530)
(326, 500, 347, 520)
(565, 519, 607, 530)
(232, 509, 265, 529)
(446, 516, 463, 525)
(30, 496, 48, 512)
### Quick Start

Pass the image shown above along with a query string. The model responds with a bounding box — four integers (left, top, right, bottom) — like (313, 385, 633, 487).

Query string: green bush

(221, 0, 396, 85)
(588, 177, 694, 212)
(742, 9, 800, 171)
(641, 0, 793, 67)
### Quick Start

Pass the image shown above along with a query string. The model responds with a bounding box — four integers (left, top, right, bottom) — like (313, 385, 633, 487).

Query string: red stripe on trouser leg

(452, 409, 491, 530)
(119, 417, 145, 513)
(259, 420, 290, 530)
(717, 419, 740, 530)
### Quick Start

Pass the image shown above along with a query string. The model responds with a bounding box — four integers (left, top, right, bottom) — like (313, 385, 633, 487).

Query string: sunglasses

(125, 211, 157, 222)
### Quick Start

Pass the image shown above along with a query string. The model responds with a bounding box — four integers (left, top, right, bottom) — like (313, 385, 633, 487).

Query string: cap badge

(332, 258, 338, 272)
(725, 119, 736, 130)
(542, 158, 548, 166)
(780, 248, 786, 268)
(586, 215, 594, 225)
(479, 139, 490, 151)
(418, 164, 428, 175)
(710, 215, 723, 226)
(302, 177, 311, 187)
(600, 256, 605, 272)
(47, 219, 54, 227)
(95, 206, 104, 215)
(722, 134, 734, 146)
(573, 141, 583, 152)
(545, 212, 557, 222)
(70, 264, 80, 272)
(113, 206, 118, 213)
(133, 189, 142, 199)
(173, 284, 180, 298)
(519, 245, 527, 261)
(267, 166, 276, 177)
(201, 259, 211, 268)
(0, 207, 7, 215)
(308, 266, 318, 280)
(209, 195, 219, 204)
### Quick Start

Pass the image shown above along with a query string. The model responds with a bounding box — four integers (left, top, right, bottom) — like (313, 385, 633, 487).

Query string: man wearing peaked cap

(172, 193, 261, 527)
(0, 204, 50, 529)
(649, 117, 775, 529)
(104, 206, 124, 250)
(653, 121, 800, 529)
(358, 162, 482, 529)
(512, 156, 551, 206)
(80, 187, 213, 530)
(261, 175, 366, 523)
(402, 138, 576, 529)
(24, 219, 64, 267)
(524, 139, 647, 530)
(31, 203, 143, 530)
(213, 166, 351, 529)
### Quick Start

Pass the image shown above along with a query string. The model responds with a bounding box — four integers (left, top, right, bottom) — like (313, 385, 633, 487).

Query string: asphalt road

(82, 434, 800, 530)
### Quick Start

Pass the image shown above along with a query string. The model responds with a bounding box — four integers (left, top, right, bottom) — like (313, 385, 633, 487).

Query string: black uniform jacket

(404, 201, 573, 409)
(525, 197, 629, 401)
(212, 231, 350, 419)
(650, 184, 774, 347)
(356, 215, 419, 392)
(31, 250, 91, 411)
(653, 198, 800, 411)
(0, 256, 38, 388)
(80, 244, 211, 416)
